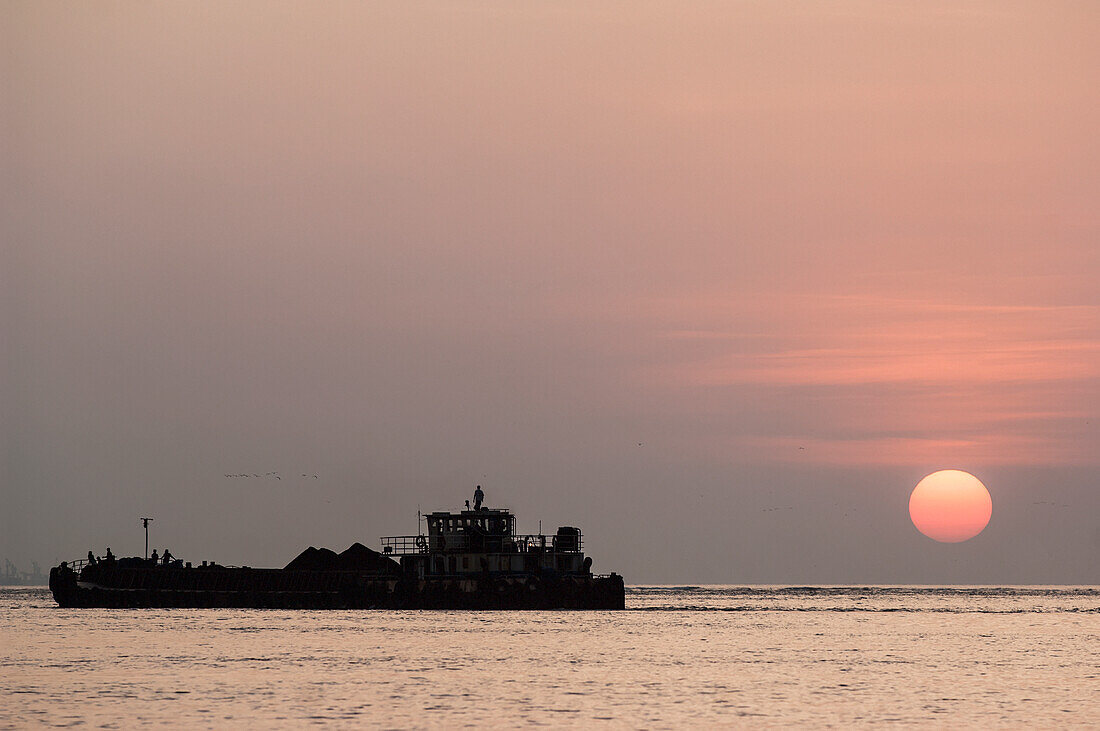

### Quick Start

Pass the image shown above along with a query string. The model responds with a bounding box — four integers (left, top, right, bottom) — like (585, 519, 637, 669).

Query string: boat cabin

(426, 508, 516, 553)
(381, 502, 591, 580)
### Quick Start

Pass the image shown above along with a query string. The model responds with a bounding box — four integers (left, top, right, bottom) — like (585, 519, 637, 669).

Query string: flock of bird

(224, 472, 317, 480)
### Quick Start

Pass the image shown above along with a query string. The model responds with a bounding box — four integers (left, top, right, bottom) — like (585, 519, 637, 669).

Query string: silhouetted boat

(49, 493, 625, 609)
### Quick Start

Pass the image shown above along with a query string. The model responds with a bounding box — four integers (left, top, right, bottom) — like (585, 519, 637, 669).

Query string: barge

(49, 489, 625, 609)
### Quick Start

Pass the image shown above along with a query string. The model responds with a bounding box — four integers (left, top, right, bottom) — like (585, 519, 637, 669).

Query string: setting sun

(909, 470, 993, 543)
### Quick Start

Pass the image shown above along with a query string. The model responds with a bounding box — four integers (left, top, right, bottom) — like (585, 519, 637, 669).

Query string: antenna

(140, 517, 154, 560)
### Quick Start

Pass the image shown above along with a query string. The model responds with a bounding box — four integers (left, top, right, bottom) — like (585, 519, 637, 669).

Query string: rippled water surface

(3, 586, 1097, 727)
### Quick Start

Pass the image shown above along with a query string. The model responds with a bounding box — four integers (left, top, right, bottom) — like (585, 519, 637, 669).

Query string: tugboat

(49, 488, 625, 609)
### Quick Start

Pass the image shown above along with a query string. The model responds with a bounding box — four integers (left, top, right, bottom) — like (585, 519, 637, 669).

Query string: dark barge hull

(49, 565, 625, 610)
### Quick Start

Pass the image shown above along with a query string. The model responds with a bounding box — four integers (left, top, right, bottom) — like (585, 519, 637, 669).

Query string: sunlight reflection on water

(2, 587, 1097, 727)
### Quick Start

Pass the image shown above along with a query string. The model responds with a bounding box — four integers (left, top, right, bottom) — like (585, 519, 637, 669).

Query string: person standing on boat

(473, 485, 484, 511)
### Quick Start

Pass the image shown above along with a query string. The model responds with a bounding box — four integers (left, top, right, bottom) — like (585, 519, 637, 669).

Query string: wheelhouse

(380, 504, 590, 580)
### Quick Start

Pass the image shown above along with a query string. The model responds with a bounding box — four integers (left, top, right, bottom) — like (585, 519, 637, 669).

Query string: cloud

(644, 293, 1100, 466)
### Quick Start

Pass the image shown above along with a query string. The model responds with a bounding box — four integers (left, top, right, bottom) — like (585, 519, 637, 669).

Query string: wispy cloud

(646, 293, 1100, 466)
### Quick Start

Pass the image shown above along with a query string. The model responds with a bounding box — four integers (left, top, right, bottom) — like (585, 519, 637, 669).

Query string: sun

(908, 469, 992, 543)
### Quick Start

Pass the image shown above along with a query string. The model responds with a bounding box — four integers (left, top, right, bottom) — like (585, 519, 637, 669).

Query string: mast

(140, 517, 154, 559)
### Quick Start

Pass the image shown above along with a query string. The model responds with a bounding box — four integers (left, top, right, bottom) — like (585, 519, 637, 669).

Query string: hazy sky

(4, 1, 1098, 583)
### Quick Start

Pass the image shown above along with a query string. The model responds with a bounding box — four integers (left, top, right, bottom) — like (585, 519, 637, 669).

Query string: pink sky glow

(5, 1, 1099, 582)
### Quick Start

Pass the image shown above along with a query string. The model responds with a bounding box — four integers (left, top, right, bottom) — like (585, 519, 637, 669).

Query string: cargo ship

(49, 489, 625, 609)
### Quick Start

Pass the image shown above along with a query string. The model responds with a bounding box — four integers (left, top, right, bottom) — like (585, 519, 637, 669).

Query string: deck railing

(380, 532, 583, 556)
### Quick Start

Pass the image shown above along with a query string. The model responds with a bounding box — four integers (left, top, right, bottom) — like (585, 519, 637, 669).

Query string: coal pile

(284, 543, 401, 575)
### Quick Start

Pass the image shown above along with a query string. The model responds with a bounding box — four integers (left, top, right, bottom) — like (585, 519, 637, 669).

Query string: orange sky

(639, 291, 1100, 465)
(4, 1, 1098, 582)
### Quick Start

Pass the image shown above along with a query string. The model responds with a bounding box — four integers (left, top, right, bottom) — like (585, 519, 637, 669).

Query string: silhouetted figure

(87, 551, 97, 566)
(162, 549, 173, 565)
(465, 500, 471, 510)
(473, 485, 484, 511)
(105, 547, 114, 561)
(150, 549, 159, 565)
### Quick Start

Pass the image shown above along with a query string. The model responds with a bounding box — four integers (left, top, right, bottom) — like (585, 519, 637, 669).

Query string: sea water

(2, 586, 1097, 727)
